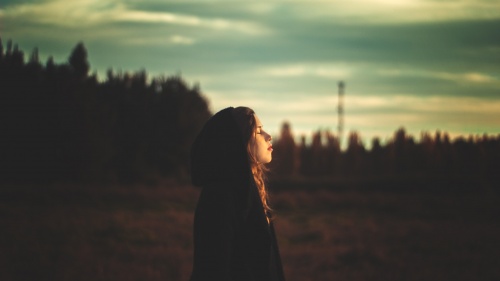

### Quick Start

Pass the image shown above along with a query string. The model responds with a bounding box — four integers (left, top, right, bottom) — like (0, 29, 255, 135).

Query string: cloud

(245, 3, 279, 15)
(290, 0, 500, 24)
(170, 35, 195, 45)
(260, 63, 352, 79)
(2, 0, 269, 35)
(346, 95, 500, 115)
(457, 73, 495, 83)
(112, 9, 268, 35)
(203, 89, 271, 114)
(263, 94, 500, 116)
(378, 68, 498, 84)
(123, 35, 196, 46)
(2, 0, 110, 27)
(433, 72, 496, 84)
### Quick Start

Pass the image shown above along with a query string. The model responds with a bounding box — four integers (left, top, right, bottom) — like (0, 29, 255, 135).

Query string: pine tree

(68, 42, 89, 79)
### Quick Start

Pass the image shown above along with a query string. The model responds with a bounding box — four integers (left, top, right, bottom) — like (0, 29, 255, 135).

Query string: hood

(190, 107, 251, 187)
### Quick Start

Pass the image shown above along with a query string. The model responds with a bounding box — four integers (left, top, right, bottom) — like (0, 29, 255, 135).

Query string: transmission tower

(337, 81, 345, 146)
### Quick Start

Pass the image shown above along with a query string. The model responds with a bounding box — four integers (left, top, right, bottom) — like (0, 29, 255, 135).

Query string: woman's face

(250, 114, 273, 163)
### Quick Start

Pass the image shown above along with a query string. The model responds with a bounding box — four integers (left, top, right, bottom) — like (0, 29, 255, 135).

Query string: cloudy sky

(2, 0, 499, 146)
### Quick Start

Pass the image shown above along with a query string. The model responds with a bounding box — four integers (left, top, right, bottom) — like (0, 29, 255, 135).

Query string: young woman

(190, 107, 286, 281)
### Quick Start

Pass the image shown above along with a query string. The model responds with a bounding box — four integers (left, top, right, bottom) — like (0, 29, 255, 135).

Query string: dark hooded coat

(190, 107, 286, 281)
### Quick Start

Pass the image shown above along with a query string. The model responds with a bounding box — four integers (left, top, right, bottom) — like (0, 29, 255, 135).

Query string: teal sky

(2, 0, 500, 145)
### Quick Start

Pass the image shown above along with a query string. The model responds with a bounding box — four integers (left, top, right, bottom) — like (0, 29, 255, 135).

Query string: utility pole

(337, 81, 345, 147)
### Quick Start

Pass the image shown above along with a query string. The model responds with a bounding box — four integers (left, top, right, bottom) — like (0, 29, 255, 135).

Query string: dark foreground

(1, 177, 499, 281)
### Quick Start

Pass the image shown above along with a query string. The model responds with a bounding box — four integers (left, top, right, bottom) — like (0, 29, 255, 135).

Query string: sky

(1, 0, 499, 146)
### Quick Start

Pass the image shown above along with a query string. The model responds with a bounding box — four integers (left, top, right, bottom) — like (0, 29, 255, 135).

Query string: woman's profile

(189, 106, 286, 281)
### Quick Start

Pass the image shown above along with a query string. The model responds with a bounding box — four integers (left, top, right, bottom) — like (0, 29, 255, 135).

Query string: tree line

(1, 38, 498, 185)
(270, 122, 500, 181)
(0, 38, 211, 183)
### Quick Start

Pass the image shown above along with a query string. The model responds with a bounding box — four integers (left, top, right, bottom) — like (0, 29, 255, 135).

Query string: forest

(1, 38, 499, 185)
(269, 122, 500, 191)
(1, 39, 499, 281)
(0, 38, 211, 183)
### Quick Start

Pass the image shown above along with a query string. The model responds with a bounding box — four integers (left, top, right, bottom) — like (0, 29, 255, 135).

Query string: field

(1, 176, 499, 281)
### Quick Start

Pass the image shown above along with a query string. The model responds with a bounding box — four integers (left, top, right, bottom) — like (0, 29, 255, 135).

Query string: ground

(1, 177, 499, 281)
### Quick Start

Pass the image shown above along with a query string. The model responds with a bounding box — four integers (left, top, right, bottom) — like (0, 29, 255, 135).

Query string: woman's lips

(268, 145, 273, 151)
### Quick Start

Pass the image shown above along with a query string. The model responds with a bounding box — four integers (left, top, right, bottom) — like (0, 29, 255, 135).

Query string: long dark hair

(231, 107, 272, 215)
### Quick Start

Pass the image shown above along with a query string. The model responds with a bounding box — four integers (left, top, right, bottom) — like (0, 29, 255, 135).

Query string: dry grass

(273, 189, 500, 281)
(1, 179, 499, 281)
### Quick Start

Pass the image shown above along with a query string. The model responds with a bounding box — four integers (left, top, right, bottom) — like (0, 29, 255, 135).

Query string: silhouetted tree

(0, 38, 3, 61)
(344, 131, 365, 175)
(310, 130, 323, 176)
(6, 39, 13, 56)
(272, 122, 297, 176)
(368, 137, 384, 175)
(324, 130, 341, 176)
(68, 42, 89, 79)
(390, 127, 410, 174)
(298, 135, 313, 177)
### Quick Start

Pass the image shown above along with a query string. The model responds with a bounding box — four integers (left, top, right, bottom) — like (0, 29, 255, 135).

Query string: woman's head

(191, 106, 272, 185)
(191, 106, 273, 214)
(231, 107, 273, 164)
